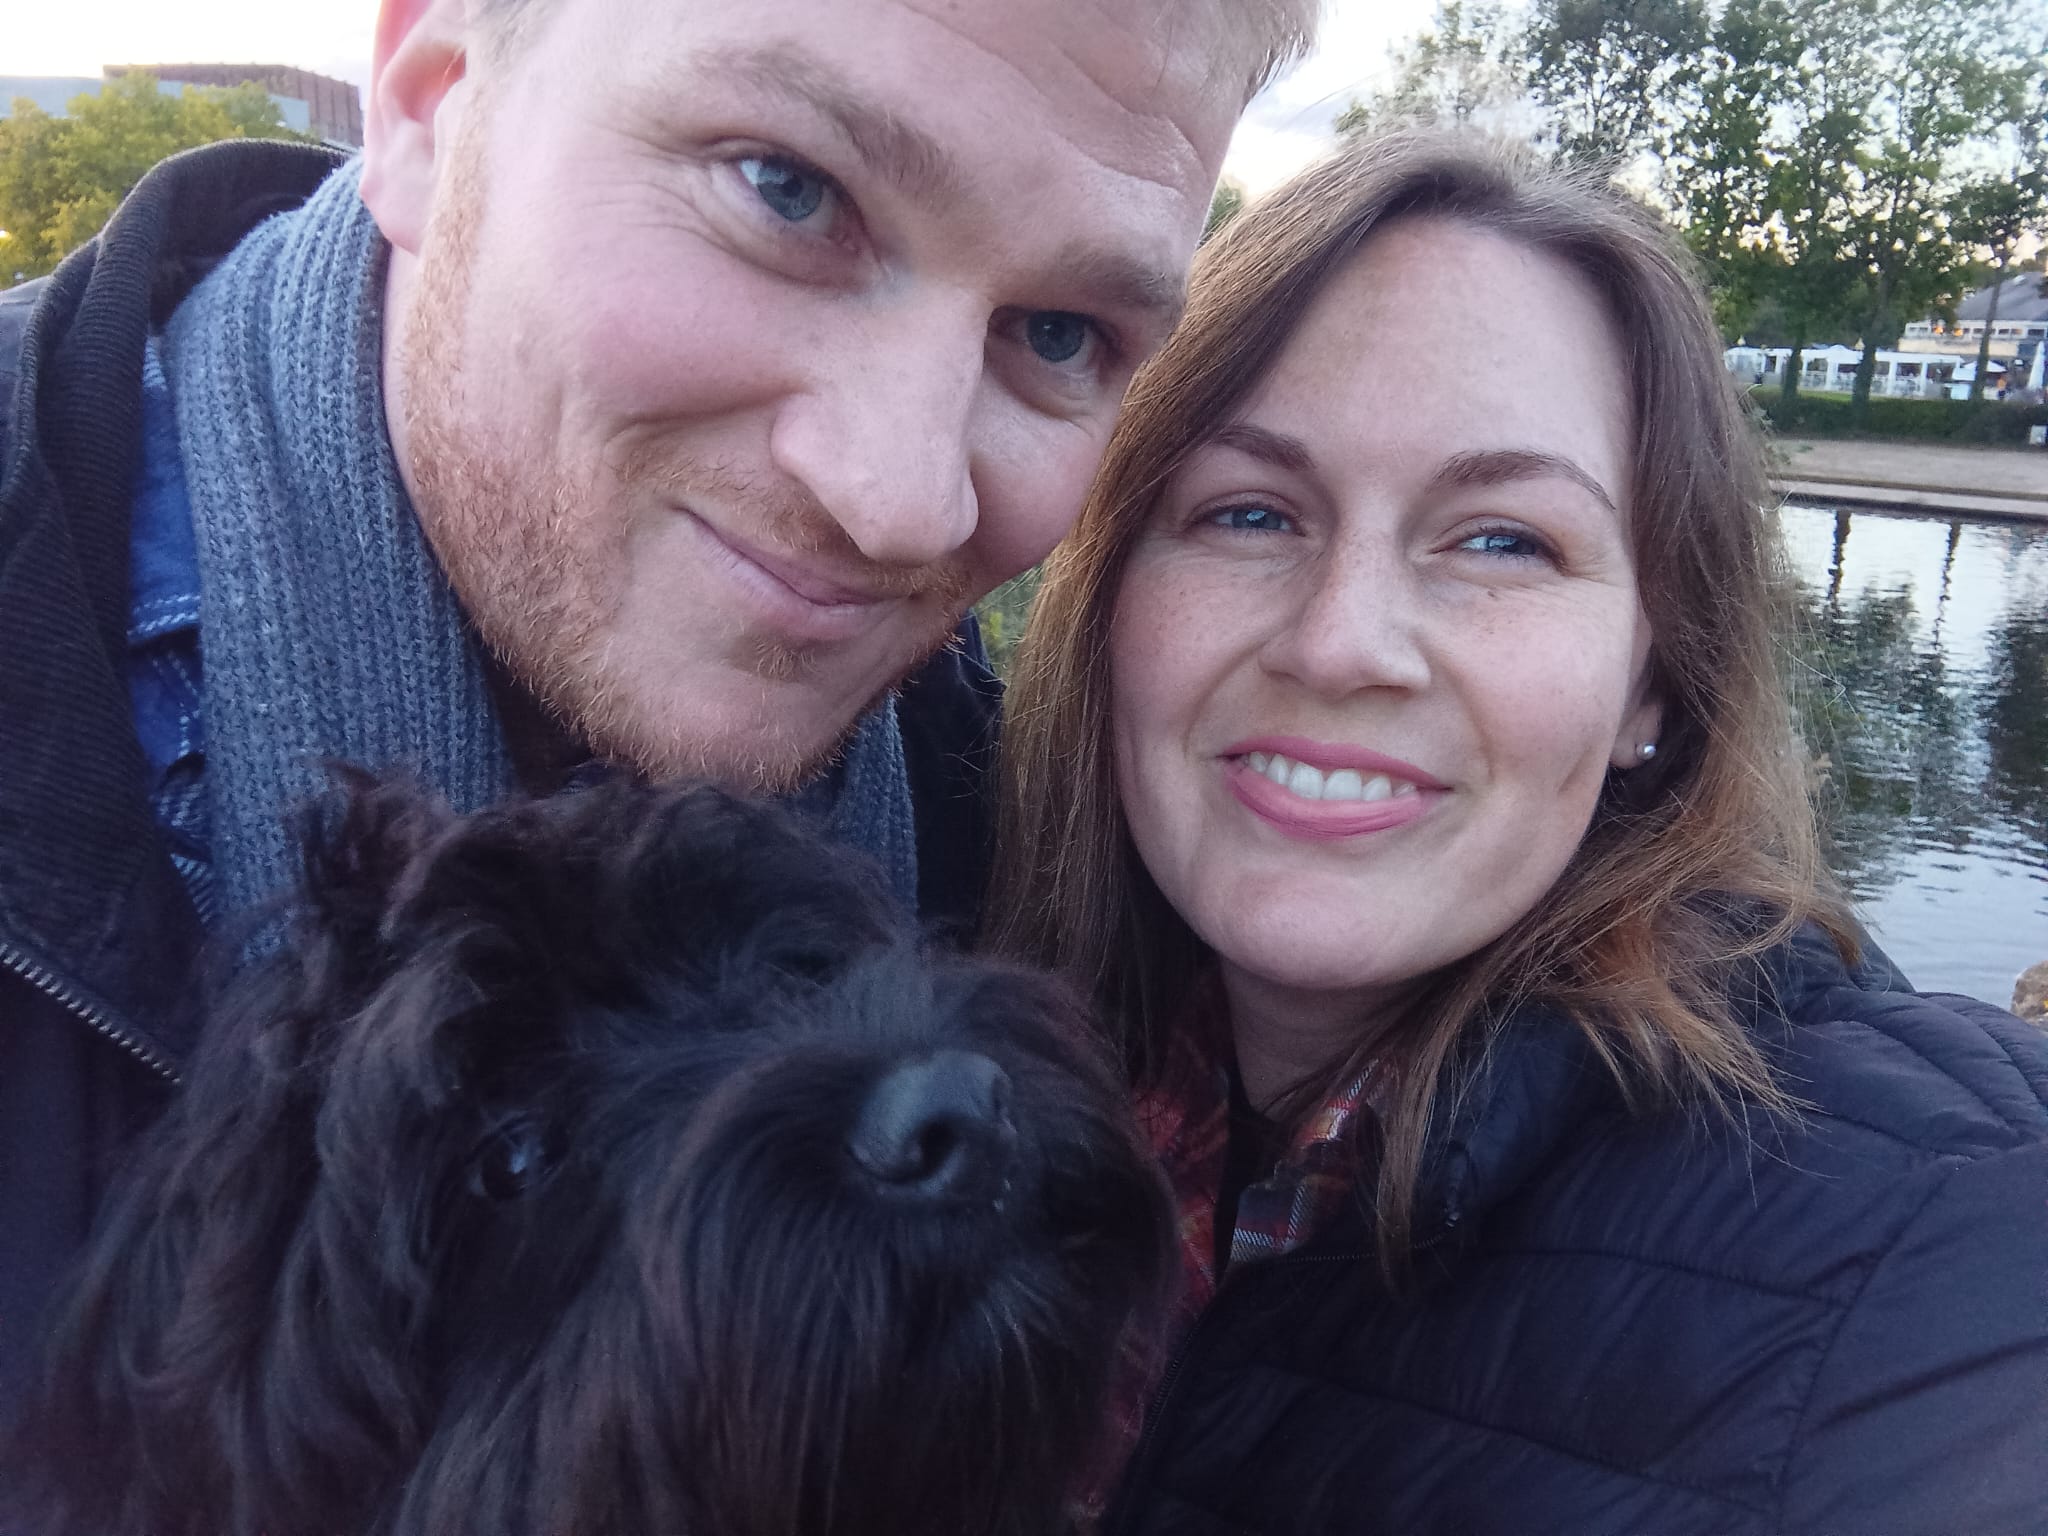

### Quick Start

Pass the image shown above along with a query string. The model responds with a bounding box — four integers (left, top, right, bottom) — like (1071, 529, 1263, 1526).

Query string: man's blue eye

(1026, 312, 1091, 364)
(1218, 504, 1290, 533)
(741, 156, 828, 222)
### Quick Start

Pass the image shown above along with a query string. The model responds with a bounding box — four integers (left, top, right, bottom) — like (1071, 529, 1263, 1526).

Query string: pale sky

(6, 0, 1434, 193)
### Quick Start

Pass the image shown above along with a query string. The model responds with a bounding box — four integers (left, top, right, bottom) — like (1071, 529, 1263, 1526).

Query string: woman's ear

(359, 0, 474, 256)
(1613, 651, 1662, 770)
(1609, 621, 1665, 771)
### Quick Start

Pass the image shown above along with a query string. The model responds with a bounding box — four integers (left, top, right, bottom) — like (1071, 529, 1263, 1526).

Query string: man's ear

(360, 0, 474, 255)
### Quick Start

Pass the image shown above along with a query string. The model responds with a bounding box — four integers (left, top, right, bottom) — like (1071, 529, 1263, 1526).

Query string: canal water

(1779, 501, 2048, 1005)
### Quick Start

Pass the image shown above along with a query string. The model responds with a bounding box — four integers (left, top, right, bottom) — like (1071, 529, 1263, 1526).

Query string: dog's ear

(291, 766, 457, 968)
(370, 782, 911, 1009)
(612, 784, 909, 982)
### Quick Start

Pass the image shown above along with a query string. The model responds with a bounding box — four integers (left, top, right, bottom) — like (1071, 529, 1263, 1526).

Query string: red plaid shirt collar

(1137, 1023, 1379, 1319)
(1082, 1004, 1381, 1523)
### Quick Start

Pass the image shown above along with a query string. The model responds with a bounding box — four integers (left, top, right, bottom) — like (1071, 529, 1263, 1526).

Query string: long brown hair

(988, 128, 1858, 1263)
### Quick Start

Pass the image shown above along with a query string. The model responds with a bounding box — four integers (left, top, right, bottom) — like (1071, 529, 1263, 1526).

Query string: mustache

(615, 445, 974, 608)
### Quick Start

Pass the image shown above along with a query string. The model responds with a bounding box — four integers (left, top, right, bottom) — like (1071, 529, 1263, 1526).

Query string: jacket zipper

(1105, 1239, 1462, 1536)
(0, 937, 179, 1080)
(1105, 1277, 1235, 1536)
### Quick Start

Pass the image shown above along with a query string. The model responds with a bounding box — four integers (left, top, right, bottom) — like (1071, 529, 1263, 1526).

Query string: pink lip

(1219, 736, 1449, 791)
(1225, 759, 1439, 840)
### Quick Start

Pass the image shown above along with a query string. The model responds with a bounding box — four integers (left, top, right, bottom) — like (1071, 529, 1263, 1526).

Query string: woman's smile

(1219, 739, 1444, 840)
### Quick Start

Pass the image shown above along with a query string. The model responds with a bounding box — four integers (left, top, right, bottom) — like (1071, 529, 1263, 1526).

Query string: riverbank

(1770, 437, 2048, 521)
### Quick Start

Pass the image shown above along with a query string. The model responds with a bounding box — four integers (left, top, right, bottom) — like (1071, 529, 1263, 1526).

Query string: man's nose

(768, 301, 983, 570)
(1258, 537, 1433, 697)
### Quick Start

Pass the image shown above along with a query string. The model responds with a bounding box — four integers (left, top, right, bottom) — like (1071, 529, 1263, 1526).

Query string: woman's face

(1110, 217, 1661, 1036)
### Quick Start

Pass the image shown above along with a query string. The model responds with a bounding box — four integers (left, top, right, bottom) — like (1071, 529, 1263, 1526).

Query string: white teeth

(1286, 760, 1326, 799)
(1241, 751, 1423, 803)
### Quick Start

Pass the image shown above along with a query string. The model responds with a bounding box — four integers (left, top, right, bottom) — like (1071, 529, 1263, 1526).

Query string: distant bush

(974, 566, 1041, 681)
(1751, 388, 2048, 446)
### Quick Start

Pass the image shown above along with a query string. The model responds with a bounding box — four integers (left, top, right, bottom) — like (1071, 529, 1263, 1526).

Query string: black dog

(11, 778, 1172, 1536)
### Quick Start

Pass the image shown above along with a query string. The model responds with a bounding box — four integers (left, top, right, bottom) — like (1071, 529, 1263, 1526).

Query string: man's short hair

(470, 0, 1320, 106)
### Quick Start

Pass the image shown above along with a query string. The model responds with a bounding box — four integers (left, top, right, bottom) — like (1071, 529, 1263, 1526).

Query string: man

(0, 0, 1316, 1414)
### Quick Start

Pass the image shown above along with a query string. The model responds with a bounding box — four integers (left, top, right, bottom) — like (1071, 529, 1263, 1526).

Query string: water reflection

(1780, 502, 2048, 1004)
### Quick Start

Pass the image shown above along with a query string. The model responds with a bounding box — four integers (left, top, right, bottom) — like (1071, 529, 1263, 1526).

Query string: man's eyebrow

(1206, 422, 1316, 473)
(688, 43, 964, 207)
(1048, 243, 1196, 333)
(1432, 448, 1619, 514)
(1049, 244, 1187, 331)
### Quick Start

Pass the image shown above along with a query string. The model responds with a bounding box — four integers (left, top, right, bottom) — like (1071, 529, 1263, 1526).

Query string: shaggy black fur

(8, 777, 1173, 1536)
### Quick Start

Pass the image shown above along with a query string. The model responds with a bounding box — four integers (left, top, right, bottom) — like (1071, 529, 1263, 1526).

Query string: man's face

(376, 0, 1236, 788)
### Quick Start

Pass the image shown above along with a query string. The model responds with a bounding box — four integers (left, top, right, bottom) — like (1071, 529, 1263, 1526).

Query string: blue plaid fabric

(124, 337, 218, 926)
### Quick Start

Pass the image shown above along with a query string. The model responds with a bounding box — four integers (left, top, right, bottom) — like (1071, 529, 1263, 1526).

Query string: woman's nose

(1258, 541, 1433, 698)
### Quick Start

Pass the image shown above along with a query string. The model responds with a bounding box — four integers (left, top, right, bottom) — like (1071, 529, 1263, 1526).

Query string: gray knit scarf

(163, 161, 917, 920)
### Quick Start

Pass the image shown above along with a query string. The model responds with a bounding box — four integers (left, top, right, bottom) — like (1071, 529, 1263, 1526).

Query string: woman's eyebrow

(1207, 423, 1316, 473)
(1431, 447, 1618, 514)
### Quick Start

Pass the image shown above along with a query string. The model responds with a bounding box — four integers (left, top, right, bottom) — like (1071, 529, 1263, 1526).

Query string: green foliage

(1203, 181, 1245, 244)
(1833, 0, 2039, 421)
(974, 567, 1043, 681)
(0, 72, 307, 282)
(1661, 0, 1805, 334)
(1343, 1, 1528, 133)
(1523, 0, 1709, 164)
(1751, 385, 2048, 443)
(1755, 0, 1888, 395)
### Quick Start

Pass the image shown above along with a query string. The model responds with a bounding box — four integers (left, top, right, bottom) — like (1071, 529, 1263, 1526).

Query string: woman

(993, 130, 2048, 1533)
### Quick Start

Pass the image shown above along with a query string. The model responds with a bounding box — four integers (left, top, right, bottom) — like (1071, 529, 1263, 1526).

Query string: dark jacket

(1107, 928, 2048, 1536)
(0, 141, 1002, 1421)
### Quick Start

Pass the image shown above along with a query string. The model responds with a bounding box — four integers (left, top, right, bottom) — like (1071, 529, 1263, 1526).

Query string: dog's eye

(467, 1116, 558, 1202)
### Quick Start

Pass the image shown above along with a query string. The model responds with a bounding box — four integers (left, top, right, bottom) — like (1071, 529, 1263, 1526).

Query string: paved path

(1770, 437, 2048, 521)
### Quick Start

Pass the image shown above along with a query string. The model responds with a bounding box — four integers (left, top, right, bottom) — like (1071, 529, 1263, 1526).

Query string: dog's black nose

(849, 1050, 1017, 1203)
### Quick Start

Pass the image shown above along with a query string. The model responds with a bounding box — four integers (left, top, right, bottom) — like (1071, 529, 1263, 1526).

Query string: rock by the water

(2014, 961, 2048, 1026)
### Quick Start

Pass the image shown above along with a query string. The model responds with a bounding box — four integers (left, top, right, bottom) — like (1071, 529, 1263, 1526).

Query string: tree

(1341, 1, 1529, 135)
(1836, 0, 2037, 423)
(1523, 0, 1709, 165)
(1660, 0, 1805, 334)
(0, 72, 304, 282)
(1758, 0, 1887, 399)
(1950, 168, 2048, 402)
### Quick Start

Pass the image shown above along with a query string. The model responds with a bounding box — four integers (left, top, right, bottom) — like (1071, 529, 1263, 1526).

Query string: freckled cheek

(1110, 563, 1249, 761)
(1462, 627, 1637, 798)
(1474, 659, 1630, 798)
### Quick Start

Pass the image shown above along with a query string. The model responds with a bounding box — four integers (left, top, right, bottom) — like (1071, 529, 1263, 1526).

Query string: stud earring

(1637, 742, 1658, 762)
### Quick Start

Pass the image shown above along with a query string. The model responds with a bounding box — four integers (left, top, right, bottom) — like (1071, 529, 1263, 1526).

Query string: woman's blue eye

(740, 156, 828, 223)
(1217, 504, 1291, 533)
(1461, 529, 1541, 558)
(1025, 312, 1092, 364)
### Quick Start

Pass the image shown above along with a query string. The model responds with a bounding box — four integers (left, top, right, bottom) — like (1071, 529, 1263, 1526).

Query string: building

(1, 65, 361, 149)
(1724, 343, 1979, 399)
(1898, 271, 2047, 393)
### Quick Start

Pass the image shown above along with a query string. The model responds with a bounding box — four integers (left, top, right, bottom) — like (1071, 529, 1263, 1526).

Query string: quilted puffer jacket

(1105, 927, 2048, 1536)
